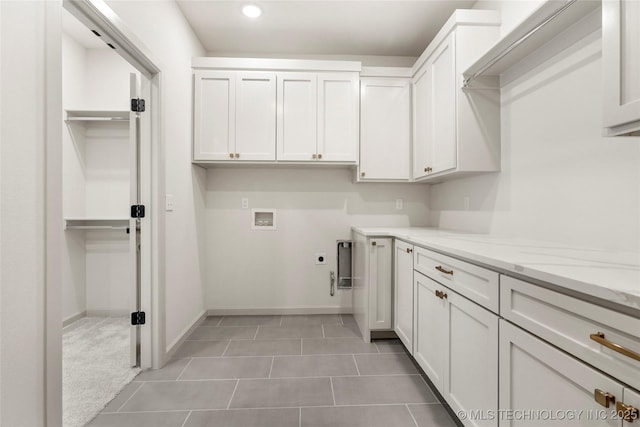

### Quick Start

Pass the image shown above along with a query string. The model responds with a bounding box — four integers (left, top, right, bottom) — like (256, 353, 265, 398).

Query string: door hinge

(131, 311, 146, 325)
(131, 204, 146, 218)
(131, 98, 145, 112)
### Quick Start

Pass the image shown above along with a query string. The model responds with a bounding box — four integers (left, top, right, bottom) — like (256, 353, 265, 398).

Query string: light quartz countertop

(352, 227, 640, 315)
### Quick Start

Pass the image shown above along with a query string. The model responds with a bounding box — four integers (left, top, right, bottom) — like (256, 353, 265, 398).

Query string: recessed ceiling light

(242, 4, 262, 18)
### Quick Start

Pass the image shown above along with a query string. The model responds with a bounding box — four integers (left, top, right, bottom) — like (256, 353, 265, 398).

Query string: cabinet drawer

(501, 276, 640, 390)
(413, 246, 499, 313)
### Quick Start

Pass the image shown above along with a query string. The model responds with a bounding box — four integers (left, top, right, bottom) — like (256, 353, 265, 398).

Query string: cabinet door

(318, 73, 359, 162)
(413, 65, 431, 179)
(499, 320, 622, 427)
(360, 78, 411, 181)
(193, 71, 236, 161)
(413, 271, 446, 392)
(276, 73, 317, 161)
(445, 291, 498, 427)
(603, 0, 640, 135)
(430, 33, 457, 174)
(394, 241, 414, 353)
(235, 72, 276, 161)
(369, 238, 392, 331)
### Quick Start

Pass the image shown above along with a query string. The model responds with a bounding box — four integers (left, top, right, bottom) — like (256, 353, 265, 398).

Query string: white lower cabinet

(499, 320, 628, 427)
(413, 271, 498, 426)
(394, 240, 414, 353)
(352, 231, 392, 342)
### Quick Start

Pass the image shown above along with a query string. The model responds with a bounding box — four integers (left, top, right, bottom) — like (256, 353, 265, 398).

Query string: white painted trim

(360, 67, 413, 78)
(411, 9, 501, 77)
(45, 3, 64, 425)
(62, 0, 160, 77)
(164, 310, 207, 361)
(207, 307, 353, 316)
(192, 57, 362, 72)
(62, 311, 87, 328)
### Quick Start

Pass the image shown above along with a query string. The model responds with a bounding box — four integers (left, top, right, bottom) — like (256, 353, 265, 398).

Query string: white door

(277, 73, 317, 161)
(413, 271, 446, 392)
(445, 291, 498, 427)
(603, 0, 640, 134)
(499, 320, 622, 427)
(235, 72, 276, 161)
(413, 65, 431, 179)
(129, 73, 141, 367)
(317, 73, 359, 162)
(430, 33, 457, 174)
(394, 241, 414, 353)
(368, 238, 392, 330)
(193, 70, 236, 160)
(360, 78, 411, 180)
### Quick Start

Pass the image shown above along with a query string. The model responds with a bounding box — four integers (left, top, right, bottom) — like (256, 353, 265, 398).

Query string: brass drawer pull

(361, 172, 365, 177)
(435, 265, 454, 275)
(406, 248, 413, 254)
(590, 332, 640, 362)
(371, 241, 376, 246)
(616, 401, 639, 423)
(235, 153, 240, 158)
(435, 290, 443, 299)
(594, 389, 615, 408)
(312, 154, 317, 159)
(229, 153, 234, 159)
(318, 154, 323, 159)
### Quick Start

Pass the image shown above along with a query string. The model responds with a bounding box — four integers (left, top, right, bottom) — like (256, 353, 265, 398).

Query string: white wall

(205, 167, 430, 312)
(207, 52, 418, 67)
(429, 5, 640, 252)
(1, 2, 48, 425)
(105, 0, 208, 350)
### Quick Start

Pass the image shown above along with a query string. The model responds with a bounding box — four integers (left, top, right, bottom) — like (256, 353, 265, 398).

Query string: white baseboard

(63, 311, 86, 327)
(86, 309, 129, 318)
(207, 307, 353, 316)
(165, 310, 207, 361)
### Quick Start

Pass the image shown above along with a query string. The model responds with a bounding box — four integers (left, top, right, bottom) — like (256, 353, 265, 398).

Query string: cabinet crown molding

(192, 57, 362, 72)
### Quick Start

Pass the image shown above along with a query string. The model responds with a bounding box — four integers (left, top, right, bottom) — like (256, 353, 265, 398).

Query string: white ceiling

(176, 1, 477, 58)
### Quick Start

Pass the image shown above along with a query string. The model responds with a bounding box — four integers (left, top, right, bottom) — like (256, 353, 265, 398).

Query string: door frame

(47, 0, 165, 424)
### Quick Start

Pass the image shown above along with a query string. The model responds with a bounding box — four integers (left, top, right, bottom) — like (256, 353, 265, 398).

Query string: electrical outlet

(395, 198, 404, 210)
(242, 198, 249, 209)
(315, 253, 327, 265)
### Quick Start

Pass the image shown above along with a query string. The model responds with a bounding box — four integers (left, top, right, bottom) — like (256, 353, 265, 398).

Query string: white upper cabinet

(193, 70, 236, 161)
(193, 70, 276, 161)
(360, 78, 411, 181)
(277, 72, 359, 162)
(318, 73, 359, 162)
(277, 73, 318, 161)
(603, 0, 640, 136)
(235, 72, 276, 161)
(412, 11, 501, 182)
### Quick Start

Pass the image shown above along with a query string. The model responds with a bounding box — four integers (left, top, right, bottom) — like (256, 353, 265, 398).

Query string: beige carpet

(63, 317, 140, 427)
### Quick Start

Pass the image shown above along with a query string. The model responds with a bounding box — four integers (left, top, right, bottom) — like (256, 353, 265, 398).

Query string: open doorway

(56, 1, 162, 424)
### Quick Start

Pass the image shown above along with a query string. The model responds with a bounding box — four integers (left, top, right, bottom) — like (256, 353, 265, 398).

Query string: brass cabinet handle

(312, 154, 317, 159)
(361, 172, 365, 177)
(616, 401, 639, 422)
(441, 292, 447, 299)
(435, 265, 454, 275)
(594, 389, 616, 408)
(435, 290, 442, 299)
(318, 154, 323, 159)
(229, 153, 234, 159)
(406, 248, 413, 254)
(590, 332, 640, 362)
(371, 241, 377, 246)
(235, 153, 240, 158)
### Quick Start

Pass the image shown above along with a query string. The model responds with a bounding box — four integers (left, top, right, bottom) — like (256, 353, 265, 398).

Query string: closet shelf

(462, 0, 600, 87)
(65, 110, 129, 123)
(65, 218, 130, 231)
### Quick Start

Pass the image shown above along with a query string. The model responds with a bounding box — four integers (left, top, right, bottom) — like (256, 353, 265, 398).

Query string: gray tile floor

(89, 314, 459, 427)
